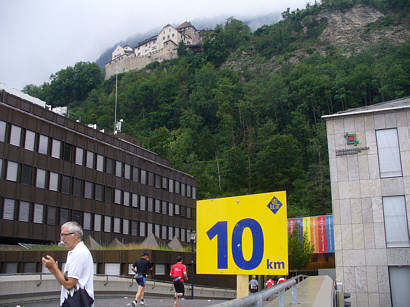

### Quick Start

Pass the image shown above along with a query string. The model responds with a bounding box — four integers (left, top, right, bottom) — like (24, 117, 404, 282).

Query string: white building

(113, 22, 200, 60)
(323, 97, 410, 307)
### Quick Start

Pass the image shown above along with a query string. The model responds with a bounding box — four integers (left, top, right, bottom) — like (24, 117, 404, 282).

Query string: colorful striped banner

(288, 215, 334, 254)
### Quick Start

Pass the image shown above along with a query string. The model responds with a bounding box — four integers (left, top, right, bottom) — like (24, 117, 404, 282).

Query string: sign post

(197, 191, 288, 285)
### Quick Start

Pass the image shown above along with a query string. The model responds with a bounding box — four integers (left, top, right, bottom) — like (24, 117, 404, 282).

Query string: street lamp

(190, 230, 196, 299)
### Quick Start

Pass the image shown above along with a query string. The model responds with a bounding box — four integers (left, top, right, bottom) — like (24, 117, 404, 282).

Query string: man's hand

(42, 255, 58, 273)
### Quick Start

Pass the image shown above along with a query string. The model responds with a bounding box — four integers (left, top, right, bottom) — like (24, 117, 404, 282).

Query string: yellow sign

(197, 191, 288, 275)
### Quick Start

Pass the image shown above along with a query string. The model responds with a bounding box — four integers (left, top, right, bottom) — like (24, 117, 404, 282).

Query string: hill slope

(24, 1, 410, 216)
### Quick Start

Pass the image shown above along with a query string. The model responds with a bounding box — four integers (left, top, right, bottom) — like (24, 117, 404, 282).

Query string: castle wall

(105, 43, 178, 80)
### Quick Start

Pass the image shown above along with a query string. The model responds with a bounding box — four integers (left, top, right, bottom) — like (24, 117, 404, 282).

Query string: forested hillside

(23, 0, 410, 217)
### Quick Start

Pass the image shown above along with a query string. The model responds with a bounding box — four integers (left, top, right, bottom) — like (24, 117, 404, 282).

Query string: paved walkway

(2, 295, 229, 307)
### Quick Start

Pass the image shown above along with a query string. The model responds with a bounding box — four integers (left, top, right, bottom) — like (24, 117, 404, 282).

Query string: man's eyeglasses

(60, 232, 75, 237)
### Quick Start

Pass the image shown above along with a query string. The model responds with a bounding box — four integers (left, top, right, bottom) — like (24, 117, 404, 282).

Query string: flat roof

(322, 96, 410, 119)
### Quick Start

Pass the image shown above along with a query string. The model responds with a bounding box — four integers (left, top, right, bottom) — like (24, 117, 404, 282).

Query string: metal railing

(211, 275, 308, 307)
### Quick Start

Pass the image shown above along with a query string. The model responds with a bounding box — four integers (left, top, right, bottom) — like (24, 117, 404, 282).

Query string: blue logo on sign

(267, 197, 282, 214)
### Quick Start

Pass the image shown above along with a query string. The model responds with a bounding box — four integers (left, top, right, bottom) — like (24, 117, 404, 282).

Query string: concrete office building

(0, 86, 197, 246)
(323, 97, 410, 307)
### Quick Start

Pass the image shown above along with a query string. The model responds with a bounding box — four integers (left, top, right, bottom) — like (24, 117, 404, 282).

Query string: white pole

(114, 61, 118, 133)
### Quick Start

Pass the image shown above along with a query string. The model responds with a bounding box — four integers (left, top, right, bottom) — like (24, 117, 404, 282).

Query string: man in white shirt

(42, 221, 94, 306)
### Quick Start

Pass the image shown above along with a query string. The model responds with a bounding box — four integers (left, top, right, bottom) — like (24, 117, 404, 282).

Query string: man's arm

(131, 265, 137, 273)
(42, 255, 78, 290)
(183, 266, 188, 281)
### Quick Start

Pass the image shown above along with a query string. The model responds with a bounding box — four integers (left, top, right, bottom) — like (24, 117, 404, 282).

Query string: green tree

(288, 224, 314, 270)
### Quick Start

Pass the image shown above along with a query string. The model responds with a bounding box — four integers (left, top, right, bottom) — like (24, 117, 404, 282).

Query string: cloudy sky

(0, 0, 309, 90)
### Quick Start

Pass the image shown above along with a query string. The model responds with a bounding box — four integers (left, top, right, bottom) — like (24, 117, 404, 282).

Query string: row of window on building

(0, 158, 193, 218)
(4, 261, 171, 277)
(1, 197, 193, 242)
(0, 121, 196, 199)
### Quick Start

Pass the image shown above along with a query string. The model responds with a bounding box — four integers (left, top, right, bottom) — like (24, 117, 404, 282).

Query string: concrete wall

(325, 106, 410, 307)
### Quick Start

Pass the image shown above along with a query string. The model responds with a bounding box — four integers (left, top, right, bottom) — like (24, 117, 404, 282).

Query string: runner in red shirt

(265, 277, 275, 301)
(170, 256, 188, 306)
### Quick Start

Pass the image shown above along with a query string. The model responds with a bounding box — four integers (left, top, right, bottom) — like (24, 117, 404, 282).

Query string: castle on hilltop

(105, 21, 201, 79)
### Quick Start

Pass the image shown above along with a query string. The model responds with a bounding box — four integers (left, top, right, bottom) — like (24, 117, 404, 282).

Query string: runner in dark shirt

(131, 251, 152, 306)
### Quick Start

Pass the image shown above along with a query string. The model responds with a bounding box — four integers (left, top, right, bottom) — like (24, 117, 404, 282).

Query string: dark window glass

(60, 208, 70, 225)
(63, 143, 73, 161)
(106, 158, 113, 174)
(86, 151, 94, 169)
(141, 170, 147, 184)
(124, 164, 130, 179)
(61, 176, 71, 194)
(132, 167, 139, 182)
(148, 197, 153, 212)
(19, 201, 30, 222)
(155, 199, 160, 213)
(105, 187, 113, 203)
(131, 221, 138, 236)
(162, 177, 168, 190)
(155, 174, 161, 188)
(73, 178, 83, 197)
(115, 161, 122, 177)
(21, 164, 33, 185)
(72, 210, 82, 224)
(47, 206, 57, 225)
(95, 184, 103, 201)
(84, 181, 93, 199)
(148, 172, 154, 186)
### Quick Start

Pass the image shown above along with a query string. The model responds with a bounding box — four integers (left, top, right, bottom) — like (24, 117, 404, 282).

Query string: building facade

(0, 87, 197, 246)
(323, 97, 410, 307)
(105, 22, 201, 79)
